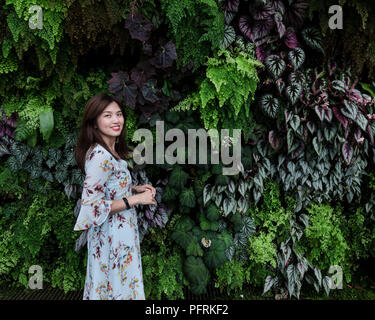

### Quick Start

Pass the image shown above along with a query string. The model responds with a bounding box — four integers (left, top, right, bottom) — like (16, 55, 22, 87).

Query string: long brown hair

(75, 93, 133, 173)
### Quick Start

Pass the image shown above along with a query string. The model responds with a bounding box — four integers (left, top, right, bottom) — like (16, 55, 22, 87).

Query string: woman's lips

(112, 126, 120, 131)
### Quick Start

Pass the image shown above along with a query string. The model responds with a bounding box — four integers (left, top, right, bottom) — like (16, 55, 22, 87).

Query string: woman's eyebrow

(103, 110, 122, 113)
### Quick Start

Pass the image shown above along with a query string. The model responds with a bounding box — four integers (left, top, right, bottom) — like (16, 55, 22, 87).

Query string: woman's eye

(105, 114, 121, 117)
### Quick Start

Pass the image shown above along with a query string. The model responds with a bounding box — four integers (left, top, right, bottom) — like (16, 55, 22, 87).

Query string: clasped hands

(132, 184, 157, 206)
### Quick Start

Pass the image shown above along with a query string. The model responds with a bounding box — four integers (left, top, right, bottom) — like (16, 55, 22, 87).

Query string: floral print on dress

(74, 143, 145, 300)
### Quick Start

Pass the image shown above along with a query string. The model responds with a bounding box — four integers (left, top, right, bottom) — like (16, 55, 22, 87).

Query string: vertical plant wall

(0, 0, 374, 299)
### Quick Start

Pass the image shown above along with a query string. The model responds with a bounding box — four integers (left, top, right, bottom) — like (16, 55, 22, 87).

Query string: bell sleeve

(73, 148, 114, 231)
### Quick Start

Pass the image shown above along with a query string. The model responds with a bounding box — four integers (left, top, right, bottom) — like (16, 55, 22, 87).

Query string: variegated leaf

(342, 141, 353, 165)
(203, 184, 212, 206)
(288, 48, 305, 70)
(265, 54, 286, 79)
(238, 180, 247, 197)
(223, 197, 236, 216)
(215, 193, 222, 207)
(286, 83, 302, 105)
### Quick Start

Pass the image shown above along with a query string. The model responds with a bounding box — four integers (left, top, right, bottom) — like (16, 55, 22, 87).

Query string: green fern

(173, 47, 263, 132)
(5, 0, 68, 71)
(0, 52, 18, 74)
(160, 0, 225, 71)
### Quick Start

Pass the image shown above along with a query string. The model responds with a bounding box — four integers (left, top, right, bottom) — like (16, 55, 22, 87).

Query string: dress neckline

(95, 143, 125, 163)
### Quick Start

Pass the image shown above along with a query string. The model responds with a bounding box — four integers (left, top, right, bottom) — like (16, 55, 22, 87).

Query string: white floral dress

(74, 143, 145, 300)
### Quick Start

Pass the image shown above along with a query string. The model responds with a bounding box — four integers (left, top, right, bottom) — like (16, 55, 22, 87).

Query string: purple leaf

(325, 108, 333, 122)
(367, 124, 375, 144)
(354, 128, 364, 143)
(268, 130, 280, 150)
(274, 12, 285, 38)
(291, 141, 304, 159)
(342, 141, 353, 165)
(154, 214, 162, 227)
(108, 71, 138, 109)
(255, 45, 267, 62)
(333, 106, 348, 128)
(130, 60, 156, 87)
(348, 88, 363, 105)
(253, 17, 274, 40)
(284, 0, 308, 27)
(150, 41, 177, 69)
(141, 79, 159, 103)
(145, 209, 154, 220)
(284, 27, 299, 49)
(224, 0, 240, 12)
(269, 0, 285, 14)
(239, 15, 253, 40)
(252, 3, 274, 20)
(125, 12, 153, 41)
(315, 105, 325, 121)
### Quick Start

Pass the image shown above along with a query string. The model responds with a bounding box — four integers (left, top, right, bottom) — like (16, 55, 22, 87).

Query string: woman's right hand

(135, 189, 156, 206)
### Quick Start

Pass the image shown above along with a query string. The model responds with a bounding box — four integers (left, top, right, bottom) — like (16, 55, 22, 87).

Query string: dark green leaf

(302, 28, 324, 54)
(285, 83, 302, 105)
(180, 187, 196, 208)
(203, 184, 213, 206)
(288, 48, 305, 70)
(223, 196, 236, 216)
(265, 55, 286, 79)
(204, 240, 228, 268)
(260, 94, 280, 118)
(220, 25, 236, 49)
(289, 114, 301, 131)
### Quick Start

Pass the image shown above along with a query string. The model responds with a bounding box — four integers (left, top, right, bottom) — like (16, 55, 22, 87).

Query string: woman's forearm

(109, 195, 139, 216)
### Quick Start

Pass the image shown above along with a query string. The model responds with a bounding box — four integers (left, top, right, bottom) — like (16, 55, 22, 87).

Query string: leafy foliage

(161, 0, 225, 71)
(0, 190, 86, 292)
(141, 227, 185, 299)
(173, 46, 262, 142)
(1, 0, 375, 300)
(308, 0, 375, 79)
(301, 203, 350, 277)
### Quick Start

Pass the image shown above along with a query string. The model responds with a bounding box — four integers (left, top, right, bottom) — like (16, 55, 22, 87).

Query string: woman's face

(96, 101, 124, 142)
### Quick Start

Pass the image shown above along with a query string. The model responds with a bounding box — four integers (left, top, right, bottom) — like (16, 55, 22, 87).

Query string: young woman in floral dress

(74, 93, 156, 300)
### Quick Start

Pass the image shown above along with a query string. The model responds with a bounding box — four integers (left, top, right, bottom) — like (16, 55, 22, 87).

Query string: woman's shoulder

(86, 143, 113, 162)
(84, 144, 116, 172)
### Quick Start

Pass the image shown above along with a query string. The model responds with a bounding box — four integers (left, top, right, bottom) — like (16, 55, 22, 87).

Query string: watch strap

(122, 197, 130, 210)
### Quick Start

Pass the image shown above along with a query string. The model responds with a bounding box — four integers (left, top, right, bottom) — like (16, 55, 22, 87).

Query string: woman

(74, 93, 156, 300)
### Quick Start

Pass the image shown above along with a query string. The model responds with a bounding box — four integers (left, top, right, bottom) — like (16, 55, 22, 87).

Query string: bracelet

(122, 197, 131, 210)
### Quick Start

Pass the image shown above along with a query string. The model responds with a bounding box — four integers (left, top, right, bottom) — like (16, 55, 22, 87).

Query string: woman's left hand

(133, 184, 156, 197)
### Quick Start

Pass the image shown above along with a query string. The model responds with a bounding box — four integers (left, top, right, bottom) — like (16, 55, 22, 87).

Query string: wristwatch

(122, 197, 131, 210)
